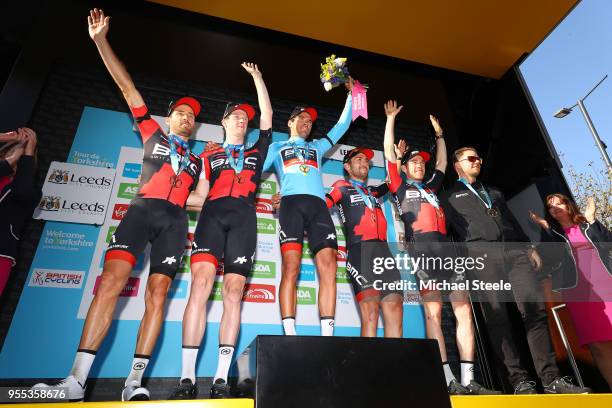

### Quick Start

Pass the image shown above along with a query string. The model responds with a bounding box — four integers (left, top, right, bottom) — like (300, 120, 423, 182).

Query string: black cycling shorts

(191, 197, 256, 277)
(105, 198, 188, 279)
(278, 194, 337, 255)
(409, 231, 459, 294)
(346, 240, 403, 302)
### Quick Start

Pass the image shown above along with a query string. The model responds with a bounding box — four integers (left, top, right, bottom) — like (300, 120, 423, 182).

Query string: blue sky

(519, 0, 611, 188)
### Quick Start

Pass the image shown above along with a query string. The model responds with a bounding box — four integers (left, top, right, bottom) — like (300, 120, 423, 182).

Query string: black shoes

(210, 378, 231, 399)
(514, 380, 538, 394)
(167, 378, 198, 400)
(465, 380, 501, 395)
(448, 379, 470, 395)
(543, 376, 591, 394)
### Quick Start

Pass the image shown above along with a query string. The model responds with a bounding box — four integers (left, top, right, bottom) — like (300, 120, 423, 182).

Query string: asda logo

(335, 226, 345, 242)
(296, 286, 316, 305)
(257, 180, 277, 196)
(257, 218, 277, 234)
(301, 241, 311, 259)
(336, 266, 349, 283)
(178, 256, 191, 274)
(187, 210, 199, 227)
(209, 281, 223, 301)
(106, 226, 117, 243)
(117, 183, 139, 199)
(252, 261, 276, 279)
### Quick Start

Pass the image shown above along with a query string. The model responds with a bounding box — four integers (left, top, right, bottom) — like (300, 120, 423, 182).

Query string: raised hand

(345, 75, 355, 92)
(429, 114, 443, 137)
(394, 139, 408, 158)
(205, 141, 220, 151)
(529, 210, 549, 230)
(88, 8, 110, 42)
(4, 144, 24, 167)
(271, 192, 281, 211)
(241, 62, 262, 77)
(384, 100, 403, 118)
(21, 127, 37, 156)
(584, 197, 596, 222)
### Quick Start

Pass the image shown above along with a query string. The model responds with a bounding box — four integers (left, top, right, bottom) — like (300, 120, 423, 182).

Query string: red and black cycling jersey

(131, 104, 201, 208)
(326, 179, 389, 246)
(199, 128, 272, 207)
(387, 160, 447, 239)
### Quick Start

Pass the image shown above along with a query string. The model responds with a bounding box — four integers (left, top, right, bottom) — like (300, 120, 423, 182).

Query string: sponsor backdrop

(34, 162, 116, 225)
(0, 107, 424, 379)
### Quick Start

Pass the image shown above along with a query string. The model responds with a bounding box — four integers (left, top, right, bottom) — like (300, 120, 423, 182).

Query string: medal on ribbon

(168, 134, 191, 188)
(290, 140, 311, 175)
(223, 142, 245, 175)
(458, 178, 497, 217)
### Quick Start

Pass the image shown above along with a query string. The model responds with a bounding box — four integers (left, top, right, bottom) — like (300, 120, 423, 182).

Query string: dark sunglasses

(459, 156, 482, 163)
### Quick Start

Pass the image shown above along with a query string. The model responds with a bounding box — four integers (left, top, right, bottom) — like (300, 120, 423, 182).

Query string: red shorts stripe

(281, 243, 303, 253)
(191, 253, 219, 268)
(356, 288, 381, 302)
(105, 250, 137, 267)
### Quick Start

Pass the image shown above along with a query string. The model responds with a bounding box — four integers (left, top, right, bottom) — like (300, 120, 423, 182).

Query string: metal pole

(577, 99, 612, 174)
(551, 304, 584, 388)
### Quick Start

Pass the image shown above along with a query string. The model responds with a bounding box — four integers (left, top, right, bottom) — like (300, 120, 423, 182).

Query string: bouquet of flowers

(320, 55, 350, 92)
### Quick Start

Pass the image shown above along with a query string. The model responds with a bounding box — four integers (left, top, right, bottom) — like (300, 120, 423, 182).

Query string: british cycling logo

(39, 196, 61, 211)
(29, 269, 84, 289)
(112, 204, 129, 220)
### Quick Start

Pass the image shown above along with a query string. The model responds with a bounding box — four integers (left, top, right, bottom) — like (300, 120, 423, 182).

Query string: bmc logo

(112, 204, 129, 220)
(210, 155, 258, 171)
(242, 283, 276, 303)
(255, 198, 274, 214)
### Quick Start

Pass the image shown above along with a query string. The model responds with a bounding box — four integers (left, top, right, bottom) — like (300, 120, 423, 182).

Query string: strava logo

(112, 204, 129, 220)
(242, 283, 276, 303)
(255, 198, 274, 214)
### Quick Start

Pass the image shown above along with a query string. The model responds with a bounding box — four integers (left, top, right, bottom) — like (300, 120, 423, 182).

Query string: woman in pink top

(531, 194, 612, 389)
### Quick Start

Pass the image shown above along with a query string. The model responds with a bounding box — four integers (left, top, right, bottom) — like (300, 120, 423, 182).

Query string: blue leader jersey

(263, 94, 352, 201)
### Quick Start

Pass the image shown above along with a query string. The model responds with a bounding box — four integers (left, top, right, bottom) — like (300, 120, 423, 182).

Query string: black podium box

(233, 335, 451, 408)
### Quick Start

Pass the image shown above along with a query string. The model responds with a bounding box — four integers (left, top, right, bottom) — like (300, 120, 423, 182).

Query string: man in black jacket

(439, 146, 590, 395)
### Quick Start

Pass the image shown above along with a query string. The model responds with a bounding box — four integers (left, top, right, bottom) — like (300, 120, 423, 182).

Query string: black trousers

(468, 246, 559, 386)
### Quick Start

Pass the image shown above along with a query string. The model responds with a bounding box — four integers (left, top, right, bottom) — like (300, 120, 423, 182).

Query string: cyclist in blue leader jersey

(262, 77, 354, 336)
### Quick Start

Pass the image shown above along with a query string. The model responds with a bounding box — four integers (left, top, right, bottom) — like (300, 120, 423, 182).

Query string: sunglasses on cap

(458, 156, 482, 163)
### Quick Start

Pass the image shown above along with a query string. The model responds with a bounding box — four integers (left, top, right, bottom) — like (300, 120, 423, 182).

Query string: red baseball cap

(223, 103, 256, 121)
(343, 147, 374, 163)
(289, 106, 318, 123)
(168, 96, 201, 117)
(401, 149, 431, 164)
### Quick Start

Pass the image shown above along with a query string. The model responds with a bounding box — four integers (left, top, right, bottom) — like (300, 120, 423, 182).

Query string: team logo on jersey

(151, 143, 199, 174)
(210, 154, 258, 172)
(280, 146, 318, 169)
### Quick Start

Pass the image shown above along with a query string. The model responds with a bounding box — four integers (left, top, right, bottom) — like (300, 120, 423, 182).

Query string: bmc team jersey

(387, 160, 447, 239)
(326, 179, 389, 246)
(263, 94, 352, 201)
(199, 128, 272, 206)
(131, 104, 201, 208)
